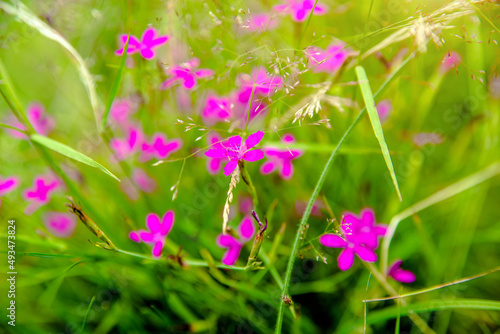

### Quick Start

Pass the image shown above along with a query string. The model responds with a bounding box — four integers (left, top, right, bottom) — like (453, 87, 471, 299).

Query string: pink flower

(376, 99, 392, 124)
(202, 95, 233, 125)
(236, 67, 283, 104)
(274, 0, 328, 22)
(44, 212, 77, 238)
(319, 208, 387, 271)
(109, 99, 136, 126)
(204, 131, 265, 176)
(115, 27, 169, 60)
(439, 51, 461, 74)
(0, 176, 19, 197)
(388, 259, 416, 283)
(216, 216, 256, 266)
(205, 132, 225, 175)
(110, 127, 144, 161)
(159, 58, 214, 90)
(23, 175, 61, 214)
(140, 133, 183, 162)
(412, 132, 443, 147)
(129, 210, 175, 258)
(6, 103, 55, 139)
(260, 133, 303, 180)
(242, 13, 279, 32)
(305, 43, 353, 74)
(132, 168, 157, 193)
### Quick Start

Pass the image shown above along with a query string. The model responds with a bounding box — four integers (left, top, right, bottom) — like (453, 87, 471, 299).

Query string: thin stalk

(239, 161, 259, 207)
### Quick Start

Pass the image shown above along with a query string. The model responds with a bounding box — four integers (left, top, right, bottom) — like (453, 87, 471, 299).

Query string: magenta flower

(159, 58, 214, 90)
(376, 99, 392, 124)
(6, 103, 55, 139)
(109, 99, 137, 127)
(242, 13, 279, 32)
(216, 216, 256, 266)
(305, 43, 353, 74)
(388, 259, 416, 283)
(132, 168, 157, 193)
(274, 0, 328, 22)
(110, 127, 144, 161)
(319, 208, 387, 271)
(202, 95, 233, 125)
(260, 133, 303, 180)
(205, 132, 225, 175)
(115, 27, 169, 60)
(0, 176, 19, 197)
(23, 175, 61, 214)
(204, 131, 264, 176)
(44, 212, 77, 238)
(236, 67, 283, 104)
(140, 133, 183, 162)
(129, 211, 175, 258)
(438, 51, 461, 74)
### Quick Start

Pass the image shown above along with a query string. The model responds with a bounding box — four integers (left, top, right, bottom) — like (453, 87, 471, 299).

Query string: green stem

(238, 161, 259, 208)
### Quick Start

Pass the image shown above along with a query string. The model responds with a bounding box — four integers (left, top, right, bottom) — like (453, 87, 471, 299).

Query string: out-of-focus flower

(110, 127, 144, 161)
(115, 27, 169, 60)
(202, 95, 233, 125)
(44, 212, 77, 238)
(305, 43, 353, 74)
(0, 176, 19, 197)
(23, 174, 61, 214)
(274, 0, 328, 22)
(132, 168, 157, 193)
(204, 131, 264, 176)
(412, 132, 443, 147)
(109, 99, 137, 127)
(319, 208, 387, 271)
(6, 103, 55, 139)
(236, 67, 283, 104)
(241, 13, 279, 32)
(260, 133, 303, 180)
(216, 216, 255, 266)
(438, 51, 461, 74)
(129, 211, 175, 258)
(388, 259, 416, 283)
(205, 132, 225, 175)
(376, 99, 392, 124)
(160, 58, 214, 90)
(140, 133, 183, 162)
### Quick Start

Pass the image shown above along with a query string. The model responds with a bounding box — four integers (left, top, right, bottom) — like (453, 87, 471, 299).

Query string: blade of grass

(338, 299, 500, 334)
(274, 53, 415, 334)
(80, 296, 96, 333)
(381, 161, 500, 274)
(100, 34, 130, 132)
(31, 134, 119, 181)
(0, 1, 101, 128)
(355, 65, 402, 201)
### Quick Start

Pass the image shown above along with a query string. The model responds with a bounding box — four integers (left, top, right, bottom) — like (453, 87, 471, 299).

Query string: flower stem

(238, 160, 259, 208)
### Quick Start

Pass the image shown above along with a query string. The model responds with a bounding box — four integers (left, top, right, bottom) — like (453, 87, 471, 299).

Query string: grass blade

(338, 299, 500, 334)
(355, 65, 402, 201)
(30, 134, 120, 182)
(81, 296, 96, 333)
(0, 1, 101, 129)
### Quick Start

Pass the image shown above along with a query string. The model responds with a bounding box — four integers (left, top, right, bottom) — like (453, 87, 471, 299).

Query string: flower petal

(221, 245, 242, 266)
(204, 148, 227, 158)
(146, 213, 161, 233)
(129, 231, 141, 242)
(139, 231, 154, 242)
(354, 245, 377, 262)
(238, 216, 255, 242)
(223, 159, 239, 176)
(391, 269, 416, 283)
(260, 160, 278, 175)
(319, 234, 348, 248)
(244, 131, 264, 150)
(338, 248, 355, 271)
(243, 149, 264, 162)
(160, 210, 175, 235)
(152, 240, 165, 258)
